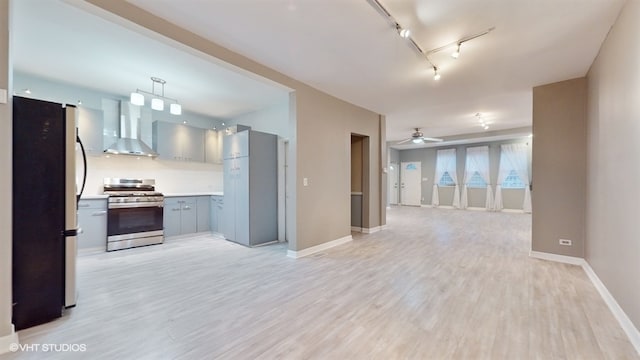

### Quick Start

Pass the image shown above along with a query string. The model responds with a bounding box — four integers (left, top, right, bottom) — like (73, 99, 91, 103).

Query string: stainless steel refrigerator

(12, 96, 87, 330)
(222, 129, 277, 247)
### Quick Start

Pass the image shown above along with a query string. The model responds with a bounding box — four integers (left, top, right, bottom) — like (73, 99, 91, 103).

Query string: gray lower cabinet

(196, 196, 210, 233)
(210, 196, 223, 234)
(164, 196, 211, 237)
(164, 197, 197, 237)
(77, 199, 107, 250)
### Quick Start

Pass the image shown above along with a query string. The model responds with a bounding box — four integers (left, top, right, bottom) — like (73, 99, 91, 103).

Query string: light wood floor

(3, 206, 637, 359)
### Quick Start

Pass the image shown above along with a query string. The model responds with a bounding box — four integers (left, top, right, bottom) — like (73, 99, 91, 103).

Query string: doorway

(400, 161, 421, 206)
(388, 162, 399, 205)
(351, 134, 369, 231)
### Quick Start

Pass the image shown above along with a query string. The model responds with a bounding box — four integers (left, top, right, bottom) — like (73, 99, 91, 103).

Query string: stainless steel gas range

(103, 178, 164, 251)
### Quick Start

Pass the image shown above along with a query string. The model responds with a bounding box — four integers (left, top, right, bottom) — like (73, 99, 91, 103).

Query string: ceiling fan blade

(395, 138, 412, 145)
(422, 137, 444, 142)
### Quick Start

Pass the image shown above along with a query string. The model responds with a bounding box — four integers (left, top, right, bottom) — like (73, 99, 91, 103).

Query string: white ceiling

(127, 0, 625, 144)
(13, 0, 625, 143)
(12, 0, 290, 119)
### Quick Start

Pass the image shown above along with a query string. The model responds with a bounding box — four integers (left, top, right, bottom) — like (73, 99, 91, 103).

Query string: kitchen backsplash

(79, 154, 223, 195)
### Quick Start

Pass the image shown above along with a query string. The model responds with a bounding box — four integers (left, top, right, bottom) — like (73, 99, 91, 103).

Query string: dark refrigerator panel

(12, 96, 66, 330)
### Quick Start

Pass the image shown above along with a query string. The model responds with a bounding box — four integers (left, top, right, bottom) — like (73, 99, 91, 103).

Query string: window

(438, 171, 455, 186)
(501, 169, 525, 189)
(466, 171, 487, 188)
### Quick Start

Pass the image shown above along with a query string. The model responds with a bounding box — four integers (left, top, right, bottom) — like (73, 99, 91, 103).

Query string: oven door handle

(108, 202, 164, 209)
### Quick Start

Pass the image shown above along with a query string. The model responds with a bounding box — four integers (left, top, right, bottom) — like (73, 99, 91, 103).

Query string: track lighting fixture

(368, 0, 494, 81)
(451, 43, 461, 59)
(433, 67, 441, 81)
(130, 77, 182, 115)
(397, 25, 411, 39)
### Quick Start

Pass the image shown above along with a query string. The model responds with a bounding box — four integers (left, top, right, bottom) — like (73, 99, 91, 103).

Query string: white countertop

(82, 193, 223, 199)
(163, 192, 223, 197)
(80, 194, 109, 200)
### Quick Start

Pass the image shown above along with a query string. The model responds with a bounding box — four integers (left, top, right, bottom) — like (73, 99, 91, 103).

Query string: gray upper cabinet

(205, 129, 223, 164)
(77, 107, 104, 155)
(223, 129, 249, 159)
(153, 121, 205, 162)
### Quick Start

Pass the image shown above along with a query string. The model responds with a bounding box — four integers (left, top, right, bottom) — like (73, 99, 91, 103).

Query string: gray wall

(227, 102, 290, 139)
(586, 0, 640, 331)
(532, 78, 586, 258)
(396, 138, 531, 209)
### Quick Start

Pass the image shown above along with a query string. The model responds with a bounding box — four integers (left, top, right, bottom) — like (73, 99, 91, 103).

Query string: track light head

(399, 28, 411, 38)
(433, 67, 441, 81)
(452, 43, 461, 59)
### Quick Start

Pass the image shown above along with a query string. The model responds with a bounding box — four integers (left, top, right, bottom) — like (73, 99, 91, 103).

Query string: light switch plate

(0, 89, 7, 104)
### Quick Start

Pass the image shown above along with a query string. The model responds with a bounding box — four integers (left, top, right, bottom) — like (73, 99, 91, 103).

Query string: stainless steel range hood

(104, 101, 158, 157)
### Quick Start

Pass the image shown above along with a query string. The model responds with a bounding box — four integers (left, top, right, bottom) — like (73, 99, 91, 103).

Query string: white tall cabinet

(223, 129, 278, 247)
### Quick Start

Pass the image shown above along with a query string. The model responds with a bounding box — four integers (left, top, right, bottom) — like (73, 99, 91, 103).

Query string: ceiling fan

(395, 128, 443, 145)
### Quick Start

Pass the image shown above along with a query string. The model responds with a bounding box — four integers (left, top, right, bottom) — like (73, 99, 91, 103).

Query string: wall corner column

(0, 0, 19, 354)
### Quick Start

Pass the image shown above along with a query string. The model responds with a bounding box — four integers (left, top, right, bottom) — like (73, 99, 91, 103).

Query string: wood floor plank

(1, 207, 637, 359)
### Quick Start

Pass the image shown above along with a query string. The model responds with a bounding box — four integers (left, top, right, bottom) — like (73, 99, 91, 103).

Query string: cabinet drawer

(78, 199, 107, 210)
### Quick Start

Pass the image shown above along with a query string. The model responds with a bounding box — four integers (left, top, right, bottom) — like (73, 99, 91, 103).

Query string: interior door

(388, 162, 399, 205)
(400, 162, 422, 206)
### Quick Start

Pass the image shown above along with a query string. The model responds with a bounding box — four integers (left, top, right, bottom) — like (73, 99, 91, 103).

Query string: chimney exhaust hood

(104, 101, 158, 157)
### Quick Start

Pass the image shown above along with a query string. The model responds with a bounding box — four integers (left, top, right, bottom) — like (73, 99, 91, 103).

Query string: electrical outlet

(559, 239, 572, 246)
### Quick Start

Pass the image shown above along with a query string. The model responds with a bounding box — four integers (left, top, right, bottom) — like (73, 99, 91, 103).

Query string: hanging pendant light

(130, 77, 181, 115)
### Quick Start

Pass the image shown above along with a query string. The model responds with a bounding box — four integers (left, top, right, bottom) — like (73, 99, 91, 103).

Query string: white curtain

(431, 149, 460, 208)
(460, 146, 493, 210)
(494, 143, 531, 212)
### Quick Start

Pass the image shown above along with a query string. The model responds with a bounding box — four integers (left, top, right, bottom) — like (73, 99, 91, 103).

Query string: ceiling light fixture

(451, 43, 461, 59)
(433, 66, 441, 81)
(475, 113, 491, 130)
(130, 77, 182, 115)
(368, 0, 494, 81)
(397, 26, 411, 39)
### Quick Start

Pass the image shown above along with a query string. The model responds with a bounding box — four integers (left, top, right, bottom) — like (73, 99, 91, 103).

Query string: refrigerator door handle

(62, 228, 79, 237)
(76, 132, 88, 205)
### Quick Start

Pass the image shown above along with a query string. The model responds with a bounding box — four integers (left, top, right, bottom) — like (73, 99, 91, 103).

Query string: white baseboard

(466, 207, 487, 212)
(420, 204, 433, 208)
(286, 235, 353, 259)
(500, 208, 525, 214)
(362, 226, 381, 234)
(582, 262, 640, 354)
(529, 250, 640, 354)
(0, 326, 18, 355)
(529, 250, 585, 266)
